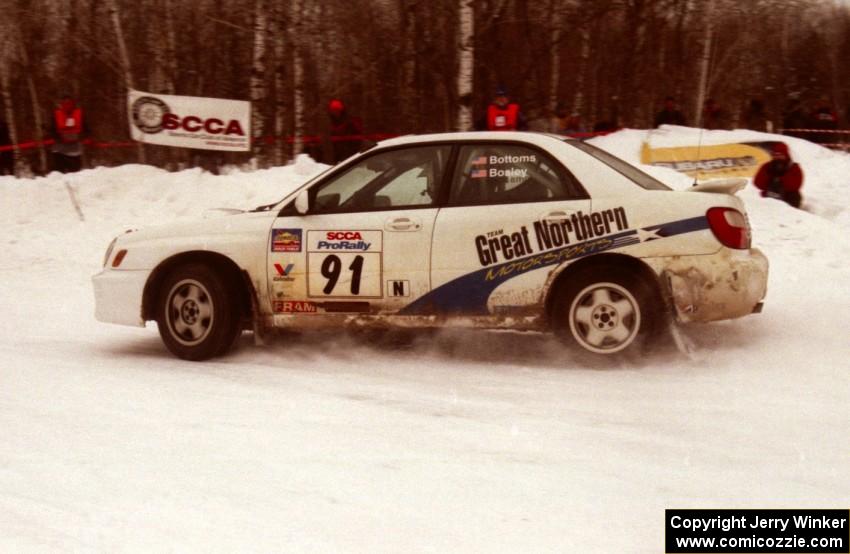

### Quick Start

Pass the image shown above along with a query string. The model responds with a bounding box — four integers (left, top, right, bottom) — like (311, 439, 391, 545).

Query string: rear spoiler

(687, 178, 747, 195)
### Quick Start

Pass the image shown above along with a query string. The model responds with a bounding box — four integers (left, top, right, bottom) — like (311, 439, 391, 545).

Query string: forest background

(1, 0, 848, 171)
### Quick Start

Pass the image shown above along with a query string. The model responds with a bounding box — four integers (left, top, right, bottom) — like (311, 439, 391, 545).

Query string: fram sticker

(271, 229, 302, 252)
(273, 300, 317, 313)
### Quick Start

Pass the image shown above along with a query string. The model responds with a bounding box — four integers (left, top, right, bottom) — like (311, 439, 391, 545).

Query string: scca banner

(128, 90, 251, 151)
(640, 141, 782, 178)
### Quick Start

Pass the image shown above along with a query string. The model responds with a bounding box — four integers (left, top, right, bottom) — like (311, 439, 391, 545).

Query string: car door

(416, 141, 591, 316)
(267, 144, 451, 315)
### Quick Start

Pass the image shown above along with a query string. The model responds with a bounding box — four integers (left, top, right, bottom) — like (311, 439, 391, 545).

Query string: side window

(312, 145, 450, 213)
(449, 144, 583, 206)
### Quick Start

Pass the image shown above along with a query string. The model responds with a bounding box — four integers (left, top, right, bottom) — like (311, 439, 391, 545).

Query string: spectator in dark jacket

(0, 118, 12, 175)
(322, 98, 364, 165)
(742, 98, 770, 132)
(654, 96, 686, 127)
(702, 98, 727, 130)
(753, 142, 803, 208)
(809, 99, 838, 144)
(782, 98, 808, 139)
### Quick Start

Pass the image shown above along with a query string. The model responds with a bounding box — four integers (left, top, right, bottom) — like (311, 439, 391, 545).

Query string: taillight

(707, 207, 751, 249)
(111, 249, 128, 267)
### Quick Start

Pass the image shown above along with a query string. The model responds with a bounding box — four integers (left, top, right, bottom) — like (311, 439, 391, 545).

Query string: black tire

(551, 266, 660, 355)
(155, 263, 242, 361)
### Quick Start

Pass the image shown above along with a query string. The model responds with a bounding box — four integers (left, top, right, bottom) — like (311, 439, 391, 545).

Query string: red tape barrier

(780, 128, 850, 134)
(0, 130, 617, 153)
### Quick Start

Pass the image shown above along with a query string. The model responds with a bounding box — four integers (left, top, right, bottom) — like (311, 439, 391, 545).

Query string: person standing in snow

(50, 93, 89, 173)
(753, 142, 803, 208)
(742, 98, 770, 132)
(550, 103, 584, 135)
(654, 96, 686, 128)
(477, 86, 528, 131)
(0, 118, 13, 175)
(782, 97, 808, 139)
(808, 99, 839, 145)
(702, 98, 727, 130)
(322, 98, 364, 165)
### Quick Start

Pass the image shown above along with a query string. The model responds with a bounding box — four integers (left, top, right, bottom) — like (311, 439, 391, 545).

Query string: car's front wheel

(156, 264, 242, 361)
(553, 269, 659, 354)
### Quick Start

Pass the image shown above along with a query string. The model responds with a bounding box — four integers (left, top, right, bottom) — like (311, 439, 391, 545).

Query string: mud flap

(668, 320, 696, 358)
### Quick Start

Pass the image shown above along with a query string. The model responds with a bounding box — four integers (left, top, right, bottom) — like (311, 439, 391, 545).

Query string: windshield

(565, 140, 671, 191)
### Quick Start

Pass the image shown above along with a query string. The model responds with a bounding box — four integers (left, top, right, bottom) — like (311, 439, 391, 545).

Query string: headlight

(103, 237, 118, 267)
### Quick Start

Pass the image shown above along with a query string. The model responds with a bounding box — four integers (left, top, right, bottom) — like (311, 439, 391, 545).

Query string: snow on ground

(0, 135, 848, 553)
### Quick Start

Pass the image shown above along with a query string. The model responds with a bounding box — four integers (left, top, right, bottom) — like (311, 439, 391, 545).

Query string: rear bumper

(92, 269, 150, 327)
(661, 247, 768, 323)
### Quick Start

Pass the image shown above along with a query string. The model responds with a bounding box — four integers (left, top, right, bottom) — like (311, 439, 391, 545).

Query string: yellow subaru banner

(640, 142, 777, 178)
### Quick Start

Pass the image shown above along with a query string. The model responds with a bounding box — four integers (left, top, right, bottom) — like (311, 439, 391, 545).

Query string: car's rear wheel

(552, 269, 659, 354)
(156, 264, 241, 360)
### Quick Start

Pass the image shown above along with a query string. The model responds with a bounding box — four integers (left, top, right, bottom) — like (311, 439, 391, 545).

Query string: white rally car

(93, 132, 768, 360)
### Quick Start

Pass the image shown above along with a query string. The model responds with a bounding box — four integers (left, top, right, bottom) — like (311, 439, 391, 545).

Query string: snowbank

(589, 126, 850, 228)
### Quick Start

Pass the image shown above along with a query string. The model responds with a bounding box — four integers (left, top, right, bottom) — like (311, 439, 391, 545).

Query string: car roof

(375, 131, 575, 149)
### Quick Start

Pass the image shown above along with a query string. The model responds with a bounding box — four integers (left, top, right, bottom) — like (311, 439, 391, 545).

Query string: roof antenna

(692, 6, 715, 186)
(693, 126, 704, 187)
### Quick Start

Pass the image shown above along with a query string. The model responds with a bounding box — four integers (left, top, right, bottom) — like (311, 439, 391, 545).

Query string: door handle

(385, 217, 421, 231)
(541, 210, 570, 221)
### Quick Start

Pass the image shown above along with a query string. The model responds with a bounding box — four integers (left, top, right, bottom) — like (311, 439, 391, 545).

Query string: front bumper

(92, 268, 150, 327)
(661, 247, 768, 323)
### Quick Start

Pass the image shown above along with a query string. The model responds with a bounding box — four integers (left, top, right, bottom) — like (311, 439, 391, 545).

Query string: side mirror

(295, 189, 309, 214)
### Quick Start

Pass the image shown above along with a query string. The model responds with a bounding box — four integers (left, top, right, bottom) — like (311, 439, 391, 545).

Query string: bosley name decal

(475, 207, 629, 266)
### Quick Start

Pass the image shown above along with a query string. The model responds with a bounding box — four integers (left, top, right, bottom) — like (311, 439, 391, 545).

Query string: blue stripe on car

(399, 215, 710, 315)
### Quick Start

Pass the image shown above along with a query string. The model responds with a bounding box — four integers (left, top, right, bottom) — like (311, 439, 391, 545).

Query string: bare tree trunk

(572, 27, 591, 117)
(290, 0, 305, 157)
(19, 42, 47, 173)
(250, 0, 268, 163)
(107, 0, 145, 163)
(694, 4, 714, 129)
(0, 63, 21, 174)
(272, 2, 287, 166)
(163, 0, 178, 94)
(400, 0, 417, 130)
(548, 0, 563, 115)
(456, 0, 474, 131)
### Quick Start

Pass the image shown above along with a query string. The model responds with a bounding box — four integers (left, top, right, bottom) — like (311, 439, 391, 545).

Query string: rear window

(566, 140, 671, 191)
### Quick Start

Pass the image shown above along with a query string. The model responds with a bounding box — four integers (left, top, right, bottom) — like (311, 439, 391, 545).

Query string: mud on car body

(92, 132, 768, 360)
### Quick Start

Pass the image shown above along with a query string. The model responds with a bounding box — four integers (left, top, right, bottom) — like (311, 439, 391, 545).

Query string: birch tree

(249, 0, 268, 162)
(456, 0, 474, 131)
(290, 0, 305, 157)
(0, 33, 21, 174)
(107, 0, 145, 163)
(271, 1, 288, 166)
(693, 2, 715, 128)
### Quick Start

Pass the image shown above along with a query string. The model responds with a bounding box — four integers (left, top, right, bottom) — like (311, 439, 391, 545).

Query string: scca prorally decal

(314, 231, 373, 251)
(400, 215, 708, 316)
(475, 207, 629, 266)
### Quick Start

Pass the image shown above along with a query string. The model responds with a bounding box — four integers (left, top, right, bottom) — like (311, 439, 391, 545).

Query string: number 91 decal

(309, 252, 381, 297)
(307, 230, 383, 298)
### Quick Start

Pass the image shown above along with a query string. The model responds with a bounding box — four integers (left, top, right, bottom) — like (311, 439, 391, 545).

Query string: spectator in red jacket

(476, 86, 528, 131)
(753, 142, 803, 208)
(322, 98, 364, 165)
(50, 93, 89, 173)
